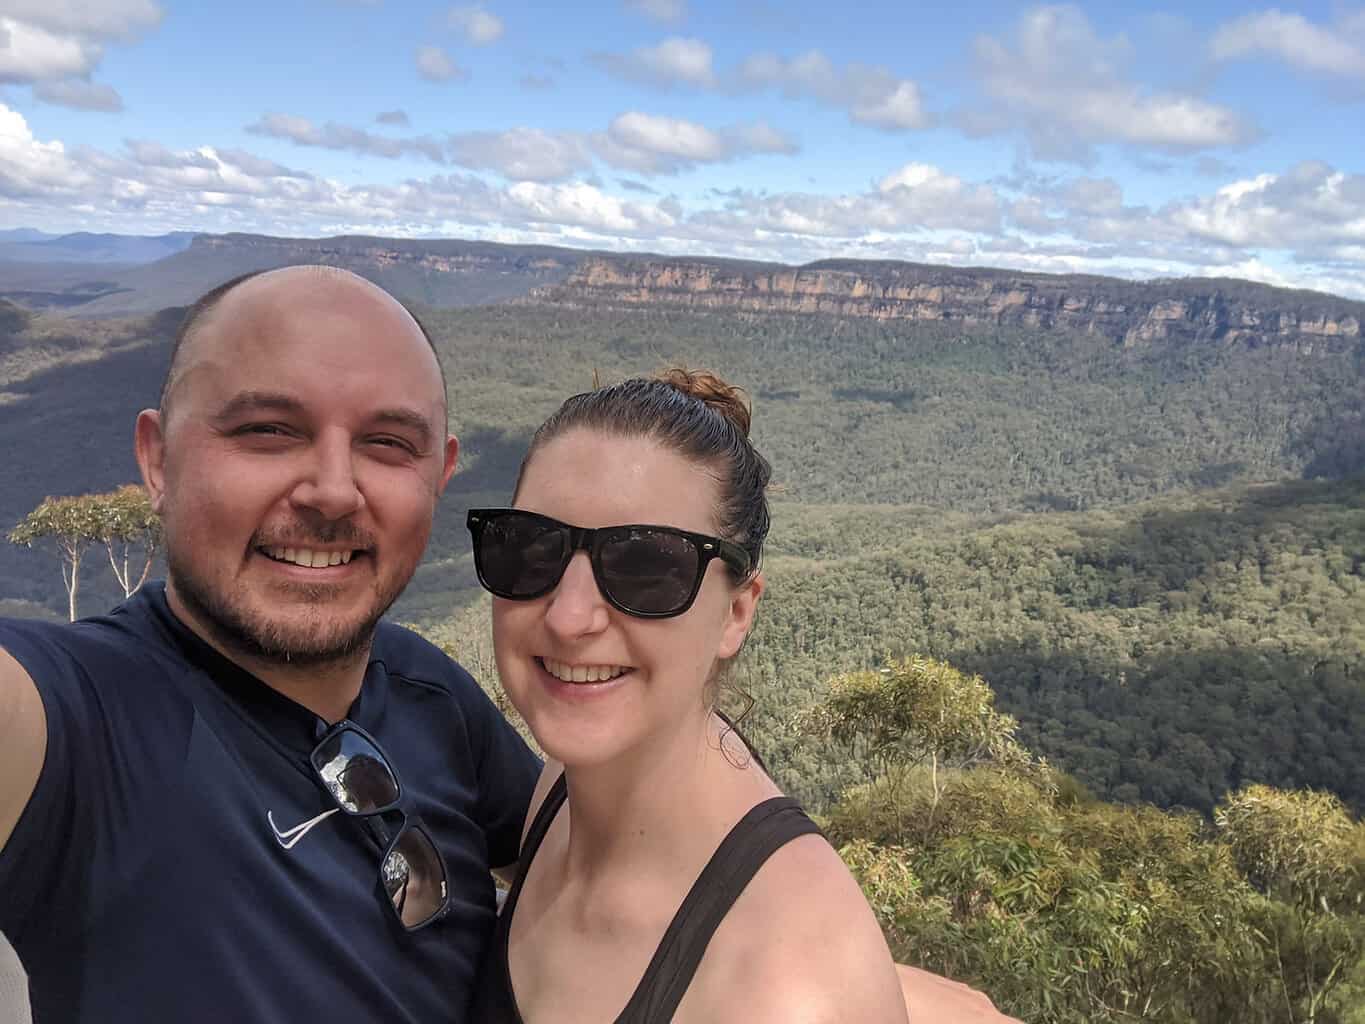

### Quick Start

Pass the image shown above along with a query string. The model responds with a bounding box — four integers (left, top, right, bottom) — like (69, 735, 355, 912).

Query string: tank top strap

(616, 797, 822, 1023)
(518, 772, 569, 869)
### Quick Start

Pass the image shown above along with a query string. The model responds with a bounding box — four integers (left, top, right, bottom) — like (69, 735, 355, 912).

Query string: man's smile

(259, 546, 359, 568)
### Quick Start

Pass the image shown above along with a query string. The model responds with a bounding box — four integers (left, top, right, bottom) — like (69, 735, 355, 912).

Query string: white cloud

(607, 112, 726, 161)
(1166, 161, 1365, 250)
(6, 102, 1365, 300)
(625, 0, 687, 23)
(448, 128, 591, 182)
(1212, 9, 1365, 79)
(591, 41, 929, 131)
(0, 1, 161, 111)
(0, 17, 96, 82)
(592, 36, 716, 88)
(591, 112, 799, 174)
(33, 78, 123, 111)
(738, 51, 930, 130)
(506, 180, 676, 233)
(0, 0, 162, 42)
(375, 109, 409, 126)
(970, 5, 1255, 161)
(415, 45, 465, 82)
(447, 6, 504, 45)
(0, 103, 89, 196)
(442, 114, 798, 180)
(247, 113, 446, 163)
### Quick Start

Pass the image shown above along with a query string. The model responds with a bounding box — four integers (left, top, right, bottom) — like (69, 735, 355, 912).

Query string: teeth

(263, 546, 355, 568)
(542, 658, 628, 684)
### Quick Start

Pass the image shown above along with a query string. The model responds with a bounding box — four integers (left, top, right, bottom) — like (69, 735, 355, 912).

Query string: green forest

(5, 296, 1363, 1021)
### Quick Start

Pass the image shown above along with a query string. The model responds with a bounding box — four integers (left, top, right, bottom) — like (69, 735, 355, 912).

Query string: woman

(466, 368, 908, 1023)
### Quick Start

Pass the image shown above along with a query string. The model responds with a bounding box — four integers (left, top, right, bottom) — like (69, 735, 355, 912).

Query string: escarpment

(535, 256, 1364, 353)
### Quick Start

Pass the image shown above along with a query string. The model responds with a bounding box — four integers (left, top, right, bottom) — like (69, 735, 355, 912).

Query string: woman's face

(491, 427, 763, 769)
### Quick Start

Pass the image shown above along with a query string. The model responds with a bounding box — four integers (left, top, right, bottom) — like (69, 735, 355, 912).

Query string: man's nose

(291, 437, 364, 520)
(543, 552, 610, 639)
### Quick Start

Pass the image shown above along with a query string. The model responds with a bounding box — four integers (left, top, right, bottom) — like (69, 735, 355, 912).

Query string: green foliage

(818, 655, 1365, 1023)
(1216, 786, 1365, 914)
(726, 476, 1365, 815)
(92, 484, 162, 597)
(9, 485, 160, 619)
(10, 492, 107, 620)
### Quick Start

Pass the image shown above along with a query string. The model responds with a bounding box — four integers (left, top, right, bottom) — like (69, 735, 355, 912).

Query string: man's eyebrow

(371, 408, 435, 448)
(212, 391, 306, 422)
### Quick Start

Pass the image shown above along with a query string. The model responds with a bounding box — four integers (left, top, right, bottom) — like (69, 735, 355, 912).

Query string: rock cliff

(536, 256, 1364, 353)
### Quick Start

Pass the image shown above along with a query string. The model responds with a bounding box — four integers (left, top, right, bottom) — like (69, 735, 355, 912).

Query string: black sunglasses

(466, 508, 753, 619)
(310, 721, 450, 932)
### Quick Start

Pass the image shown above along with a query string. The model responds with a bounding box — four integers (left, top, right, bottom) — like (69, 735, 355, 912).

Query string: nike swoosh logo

(268, 808, 341, 850)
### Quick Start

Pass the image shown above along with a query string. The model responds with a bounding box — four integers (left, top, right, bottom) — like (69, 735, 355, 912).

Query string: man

(0, 266, 1017, 1023)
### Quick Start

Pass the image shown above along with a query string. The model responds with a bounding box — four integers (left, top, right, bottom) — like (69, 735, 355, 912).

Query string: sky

(1, 1, 1364, 297)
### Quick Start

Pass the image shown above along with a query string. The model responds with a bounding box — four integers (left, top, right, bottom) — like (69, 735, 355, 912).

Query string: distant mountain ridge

(0, 232, 1362, 354)
(0, 231, 197, 265)
(538, 256, 1364, 354)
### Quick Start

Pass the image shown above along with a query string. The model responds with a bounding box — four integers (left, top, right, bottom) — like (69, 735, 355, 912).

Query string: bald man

(0, 267, 542, 1023)
(0, 267, 1019, 1024)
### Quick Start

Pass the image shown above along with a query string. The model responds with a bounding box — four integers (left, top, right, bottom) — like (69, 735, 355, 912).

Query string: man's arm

(0, 648, 47, 852)
(897, 964, 1023, 1023)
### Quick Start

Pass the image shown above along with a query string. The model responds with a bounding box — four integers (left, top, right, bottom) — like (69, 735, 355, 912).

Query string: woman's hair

(515, 367, 771, 580)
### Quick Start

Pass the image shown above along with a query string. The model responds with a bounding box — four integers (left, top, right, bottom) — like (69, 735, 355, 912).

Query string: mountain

(0, 233, 588, 315)
(0, 229, 54, 243)
(0, 233, 1361, 356)
(538, 255, 1363, 354)
(0, 231, 198, 265)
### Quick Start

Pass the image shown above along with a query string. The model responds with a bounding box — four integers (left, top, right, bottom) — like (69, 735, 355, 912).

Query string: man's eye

(370, 436, 418, 454)
(237, 424, 291, 437)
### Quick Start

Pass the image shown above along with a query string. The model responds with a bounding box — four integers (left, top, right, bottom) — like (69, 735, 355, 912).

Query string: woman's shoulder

(678, 827, 908, 1024)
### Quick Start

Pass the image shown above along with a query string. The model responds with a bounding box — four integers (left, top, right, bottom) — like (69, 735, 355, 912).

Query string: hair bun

(655, 367, 752, 437)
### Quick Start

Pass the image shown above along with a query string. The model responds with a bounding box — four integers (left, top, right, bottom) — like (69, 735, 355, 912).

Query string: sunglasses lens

(311, 731, 399, 814)
(478, 514, 568, 598)
(598, 528, 700, 615)
(383, 826, 449, 930)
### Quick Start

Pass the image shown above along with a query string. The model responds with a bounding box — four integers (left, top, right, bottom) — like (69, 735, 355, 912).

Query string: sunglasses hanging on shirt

(466, 508, 752, 619)
(309, 721, 451, 932)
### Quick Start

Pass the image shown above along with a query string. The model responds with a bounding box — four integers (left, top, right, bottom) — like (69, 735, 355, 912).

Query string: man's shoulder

(1, 603, 167, 680)
(371, 620, 481, 696)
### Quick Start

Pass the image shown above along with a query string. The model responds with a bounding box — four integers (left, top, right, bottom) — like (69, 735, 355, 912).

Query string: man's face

(137, 270, 457, 667)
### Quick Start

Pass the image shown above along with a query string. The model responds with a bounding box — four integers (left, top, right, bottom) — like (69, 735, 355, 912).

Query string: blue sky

(1, 1, 1363, 296)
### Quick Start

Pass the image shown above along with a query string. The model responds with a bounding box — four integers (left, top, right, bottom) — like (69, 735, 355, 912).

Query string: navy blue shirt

(0, 583, 541, 1023)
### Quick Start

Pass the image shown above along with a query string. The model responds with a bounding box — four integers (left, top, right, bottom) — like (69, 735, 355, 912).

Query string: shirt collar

(127, 581, 384, 755)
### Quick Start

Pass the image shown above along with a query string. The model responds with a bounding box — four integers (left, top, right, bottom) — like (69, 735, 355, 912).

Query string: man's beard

(168, 548, 401, 669)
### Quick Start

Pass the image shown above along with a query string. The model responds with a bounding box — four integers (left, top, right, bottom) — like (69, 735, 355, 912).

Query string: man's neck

(164, 582, 369, 723)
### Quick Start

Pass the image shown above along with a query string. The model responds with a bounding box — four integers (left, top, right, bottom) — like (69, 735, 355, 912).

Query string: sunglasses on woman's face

(310, 722, 451, 932)
(466, 508, 752, 619)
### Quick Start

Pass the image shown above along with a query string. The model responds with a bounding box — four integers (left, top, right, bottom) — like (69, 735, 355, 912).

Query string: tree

(9, 493, 104, 621)
(8, 486, 161, 620)
(806, 656, 1046, 839)
(813, 655, 1365, 1022)
(92, 484, 161, 598)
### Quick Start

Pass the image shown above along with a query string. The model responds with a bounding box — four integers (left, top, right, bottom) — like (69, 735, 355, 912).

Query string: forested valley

(4, 294, 1363, 1021)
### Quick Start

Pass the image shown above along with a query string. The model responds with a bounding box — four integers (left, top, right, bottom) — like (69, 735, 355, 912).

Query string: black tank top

(468, 774, 823, 1023)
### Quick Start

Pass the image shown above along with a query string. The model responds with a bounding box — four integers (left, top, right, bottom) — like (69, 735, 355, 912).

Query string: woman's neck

(557, 712, 777, 887)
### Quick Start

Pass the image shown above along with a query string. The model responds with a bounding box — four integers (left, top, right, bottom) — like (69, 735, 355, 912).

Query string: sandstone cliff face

(541, 257, 1364, 353)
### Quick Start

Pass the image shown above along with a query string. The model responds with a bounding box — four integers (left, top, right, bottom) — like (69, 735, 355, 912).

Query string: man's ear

(134, 409, 168, 513)
(717, 571, 765, 660)
(437, 434, 459, 495)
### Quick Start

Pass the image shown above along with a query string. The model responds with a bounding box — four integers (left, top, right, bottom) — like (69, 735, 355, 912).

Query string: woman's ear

(717, 572, 765, 660)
